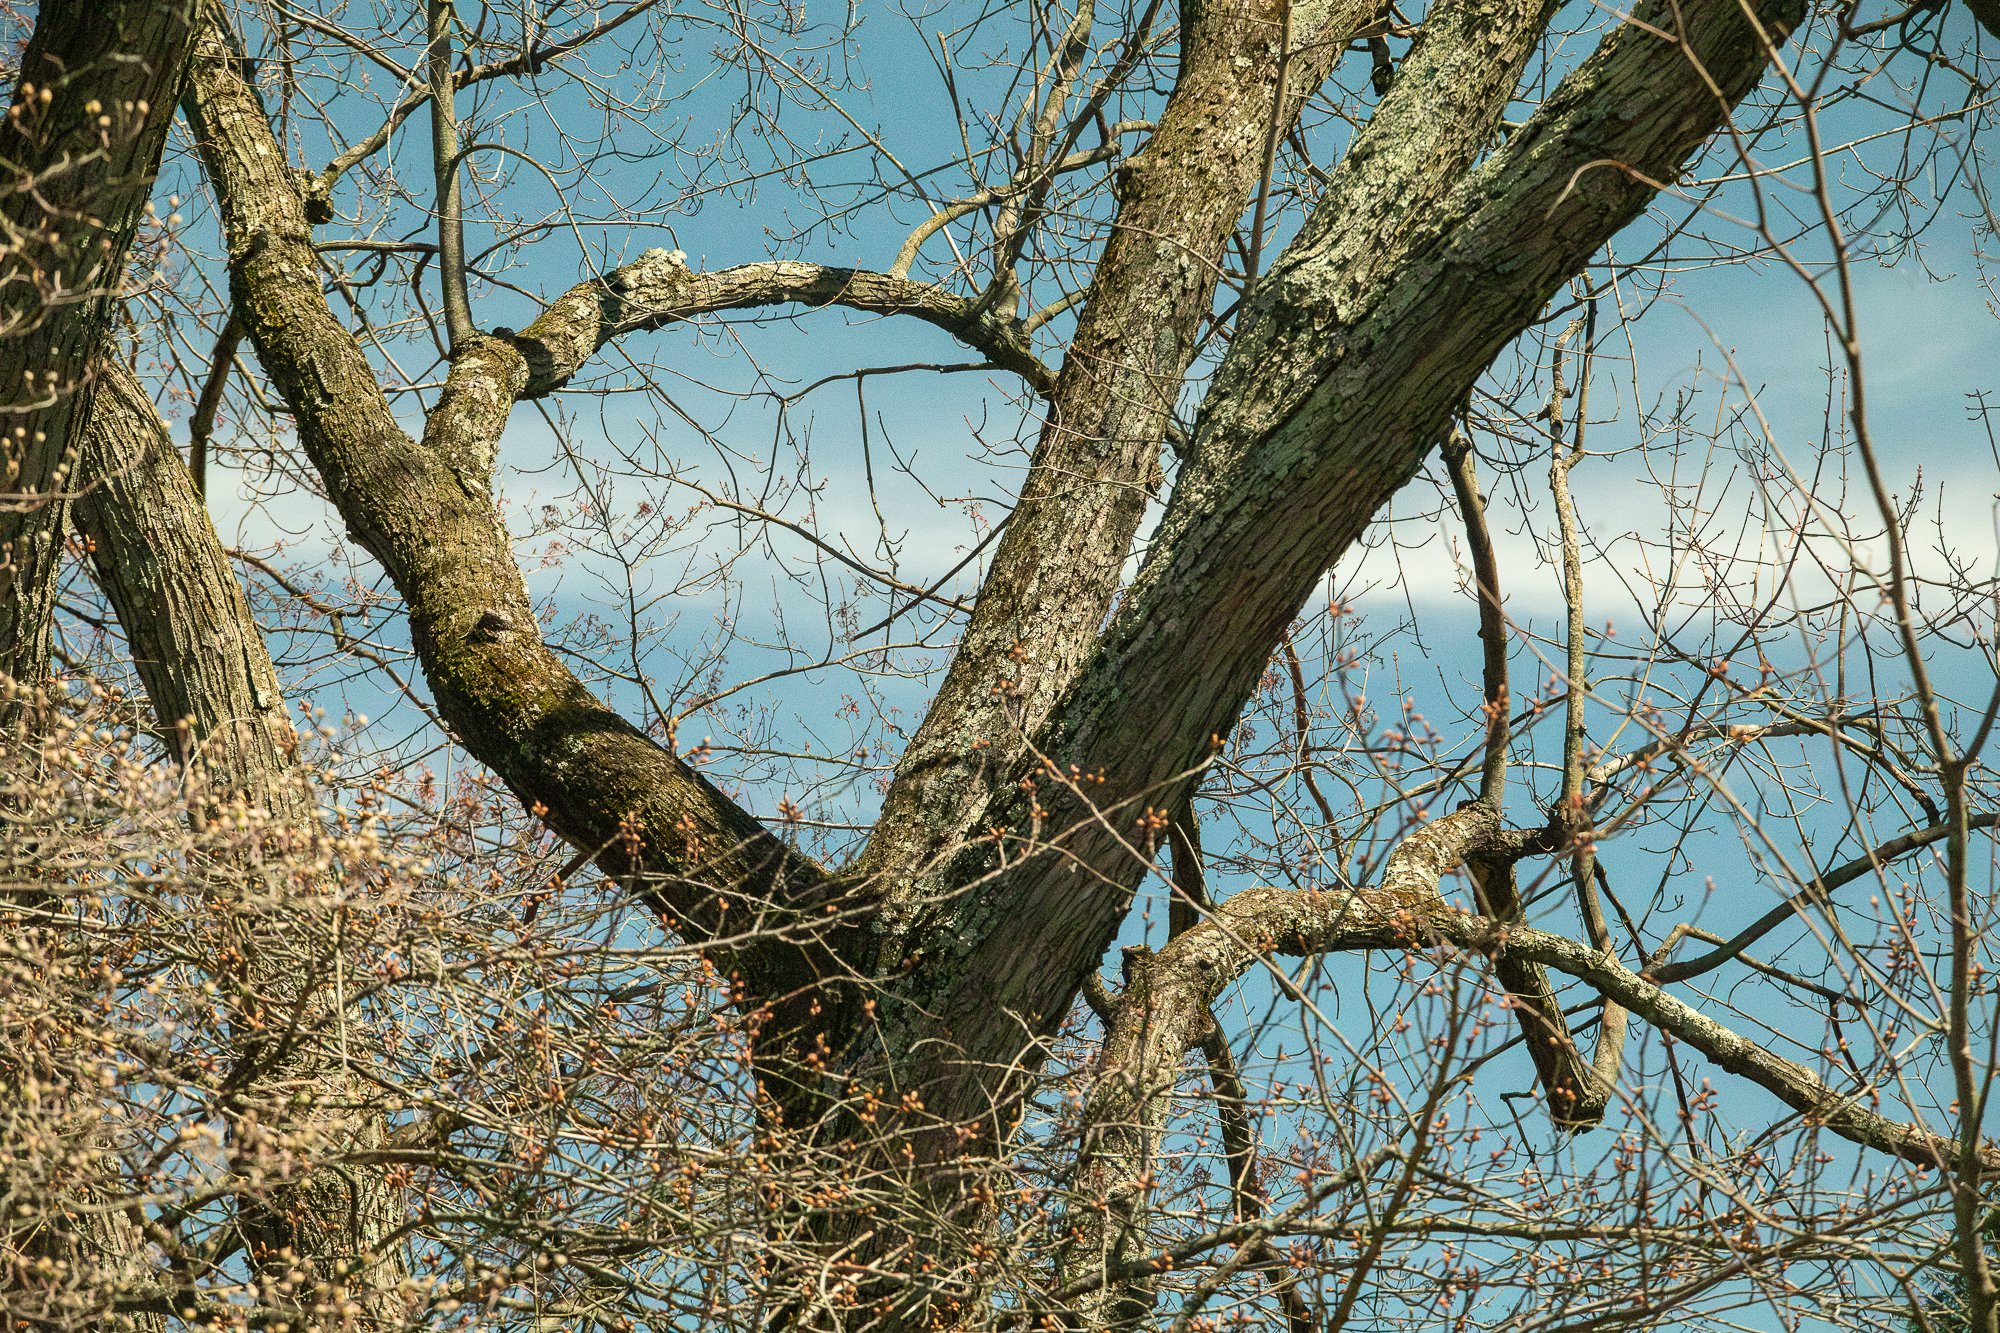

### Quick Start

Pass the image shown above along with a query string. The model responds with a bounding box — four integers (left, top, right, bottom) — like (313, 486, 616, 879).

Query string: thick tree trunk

(168, 1, 1827, 1326)
(73, 359, 304, 819)
(73, 359, 411, 1329)
(856, 0, 1808, 1156)
(856, 0, 1371, 944)
(0, 1, 197, 694)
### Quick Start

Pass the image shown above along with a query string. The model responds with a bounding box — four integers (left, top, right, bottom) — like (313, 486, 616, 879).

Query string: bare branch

(428, 0, 474, 352)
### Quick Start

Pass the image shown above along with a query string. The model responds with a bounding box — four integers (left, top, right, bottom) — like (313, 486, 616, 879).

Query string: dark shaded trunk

(0, 0, 198, 694)
(73, 357, 412, 1328)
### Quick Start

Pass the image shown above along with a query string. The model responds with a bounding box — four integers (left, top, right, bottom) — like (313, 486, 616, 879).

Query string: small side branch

(187, 318, 241, 498)
(1198, 1021, 1314, 1333)
(1448, 429, 1598, 1127)
(1547, 302, 1626, 1112)
(428, 0, 474, 351)
(1442, 427, 1508, 803)
(1167, 804, 1209, 938)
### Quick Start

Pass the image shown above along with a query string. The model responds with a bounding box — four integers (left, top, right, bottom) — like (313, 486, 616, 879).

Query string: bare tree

(9, 1, 2000, 1331)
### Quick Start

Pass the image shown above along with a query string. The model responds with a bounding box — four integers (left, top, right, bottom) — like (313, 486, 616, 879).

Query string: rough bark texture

(151, 0, 1884, 1325)
(0, 8, 200, 1325)
(855, 0, 1371, 943)
(0, 1, 197, 692)
(175, 4, 1060, 1129)
(73, 358, 304, 819)
(181, 11, 835, 1001)
(855, 0, 1807, 1145)
(72, 359, 410, 1327)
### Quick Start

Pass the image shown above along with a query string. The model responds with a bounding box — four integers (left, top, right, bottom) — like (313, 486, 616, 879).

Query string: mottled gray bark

(855, 0, 1374, 947)
(0, 1, 198, 695)
(862, 0, 1808, 1146)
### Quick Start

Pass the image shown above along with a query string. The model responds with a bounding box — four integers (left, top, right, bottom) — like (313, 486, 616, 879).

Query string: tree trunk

(73, 359, 304, 819)
(0, 0, 198, 694)
(856, 0, 1371, 946)
(851, 0, 1808, 1167)
(73, 360, 409, 1328)
(0, 7, 202, 1326)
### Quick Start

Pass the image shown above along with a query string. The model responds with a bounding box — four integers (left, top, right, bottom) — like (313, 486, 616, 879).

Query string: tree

(6, 0, 2000, 1329)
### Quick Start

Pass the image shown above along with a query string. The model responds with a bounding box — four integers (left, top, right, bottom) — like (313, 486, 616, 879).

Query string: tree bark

(0, 7, 201, 1325)
(73, 358, 305, 821)
(177, 1, 1045, 1129)
(855, 0, 1371, 948)
(73, 358, 411, 1329)
(180, 8, 834, 1001)
(1071, 796, 1999, 1299)
(860, 0, 1808, 1148)
(167, 1, 1842, 1324)
(0, 1, 198, 694)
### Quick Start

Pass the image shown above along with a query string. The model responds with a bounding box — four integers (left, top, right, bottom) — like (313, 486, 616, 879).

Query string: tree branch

(427, 0, 474, 352)
(1066, 802, 1497, 1325)
(1648, 811, 2000, 985)
(180, 3, 835, 1012)
(848, 0, 1375, 948)
(1074, 792, 2000, 1294)
(871, 0, 1652, 1139)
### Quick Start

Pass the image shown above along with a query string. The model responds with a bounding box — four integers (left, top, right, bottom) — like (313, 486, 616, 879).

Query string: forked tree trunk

(840, 0, 1809, 1161)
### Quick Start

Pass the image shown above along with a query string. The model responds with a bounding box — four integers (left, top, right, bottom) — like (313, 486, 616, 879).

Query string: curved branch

(523, 255, 1056, 400)
(1467, 919, 1994, 1175)
(417, 251, 1056, 509)
(1648, 811, 2000, 984)
(181, 5, 836, 1014)
(1077, 793, 1999, 1289)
